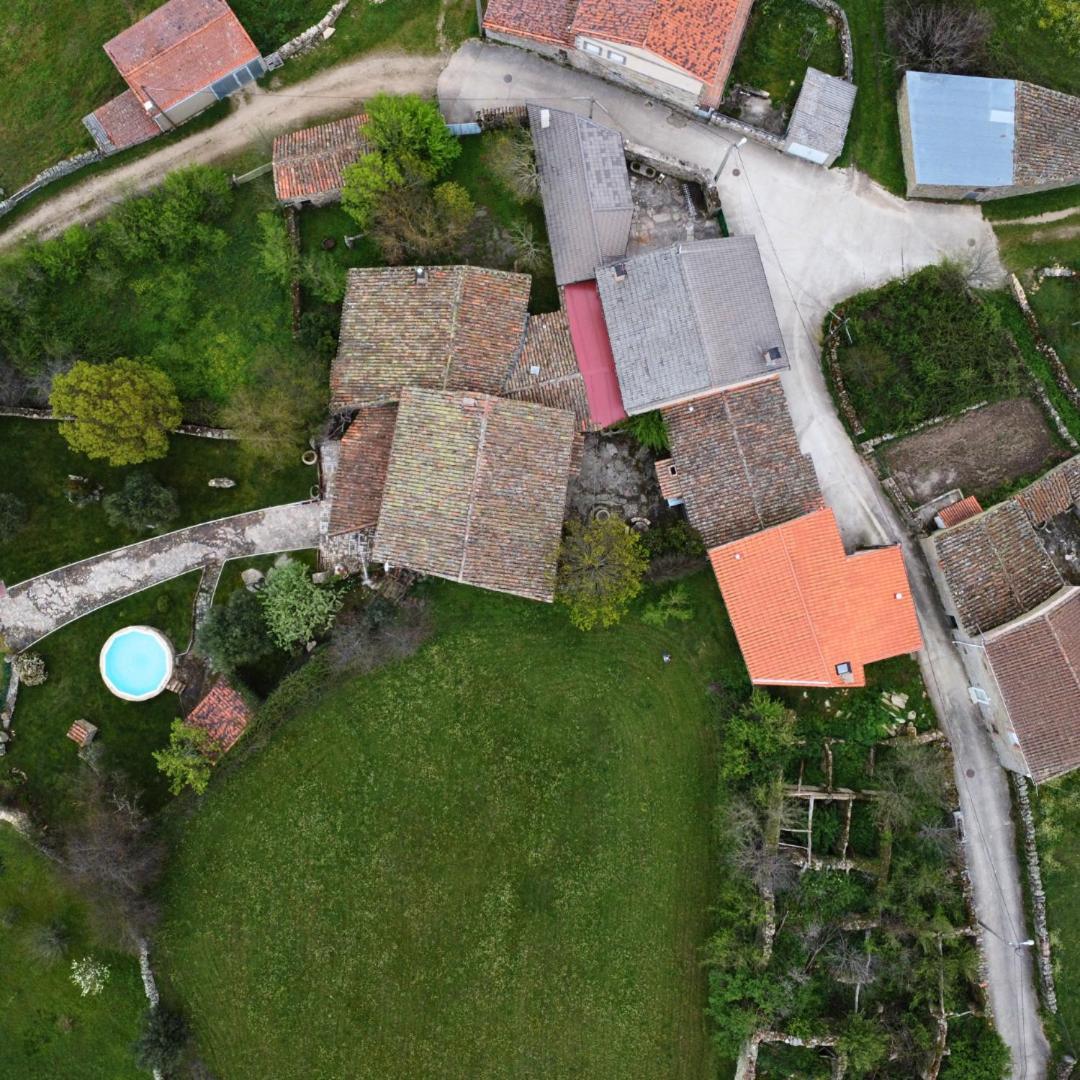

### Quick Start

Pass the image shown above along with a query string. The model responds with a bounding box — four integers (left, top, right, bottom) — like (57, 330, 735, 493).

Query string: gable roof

(563, 281, 627, 427)
(595, 237, 788, 414)
(985, 587, 1080, 784)
(186, 677, 252, 753)
(86, 89, 164, 152)
(786, 68, 857, 162)
(372, 388, 576, 602)
(104, 0, 260, 112)
(660, 377, 823, 548)
(326, 405, 398, 537)
(930, 500, 1062, 634)
(571, 0, 748, 84)
(709, 508, 922, 687)
(331, 266, 531, 408)
(528, 104, 633, 286)
(936, 495, 983, 529)
(1013, 82, 1080, 187)
(483, 0, 579, 46)
(273, 114, 371, 202)
(1013, 455, 1080, 526)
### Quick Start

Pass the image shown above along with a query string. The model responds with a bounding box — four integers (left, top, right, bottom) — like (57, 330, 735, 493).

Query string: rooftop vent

(414, 266, 428, 285)
(763, 346, 783, 366)
(529, 364, 541, 376)
(613, 262, 627, 281)
(835, 661, 854, 683)
(540, 108, 551, 129)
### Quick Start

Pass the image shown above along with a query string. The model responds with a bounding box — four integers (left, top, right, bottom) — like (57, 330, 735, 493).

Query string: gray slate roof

(595, 237, 788, 414)
(528, 104, 633, 286)
(786, 68, 857, 162)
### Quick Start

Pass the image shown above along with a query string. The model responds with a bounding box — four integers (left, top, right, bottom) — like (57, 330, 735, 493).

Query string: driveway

(440, 41, 1047, 1078)
(0, 50, 447, 249)
(0, 502, 320, 651)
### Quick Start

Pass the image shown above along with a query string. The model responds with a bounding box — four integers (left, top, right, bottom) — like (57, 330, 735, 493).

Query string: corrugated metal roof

(905, 71, 1016, 187)
(564, 281, 627, 426)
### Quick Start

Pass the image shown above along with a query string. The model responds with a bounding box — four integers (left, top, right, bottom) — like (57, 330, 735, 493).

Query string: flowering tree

(70, 956, 110, 996)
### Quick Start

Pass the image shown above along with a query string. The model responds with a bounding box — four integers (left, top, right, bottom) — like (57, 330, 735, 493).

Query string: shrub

(198, 589, 276, 673)
(370, 179, 475, 263)
(641, 584, 695, 626)
(12, 652, 47, 686)
(940, 1016, 1010, 1079)
(102, 472, 179, 532)
(507, 221, 549, 272)
(133, 1008, 189, 1074)
(69, 956, 109, 996)
(0, 492, 28, 542)
(260, 561, 344, 649)
(641, 520, 705, 559)
(484, 128, 540, 200)
(301, 254, 347, 304)
(50, 359, 182, 466)
(257, 211, 297, 287)
(153, 719, 220, 796)
(27, 921, 69, 964)
(717, 690, 799, 783)
(838, 1015, 889, 1076)
(556, 517, 648, 630)
(619, 410, 669, 451)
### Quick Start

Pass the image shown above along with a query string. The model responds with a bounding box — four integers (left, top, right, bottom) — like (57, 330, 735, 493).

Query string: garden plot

(880, 397, 1066, 506)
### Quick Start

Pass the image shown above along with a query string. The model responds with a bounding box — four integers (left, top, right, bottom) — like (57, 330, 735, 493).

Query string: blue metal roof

(906, 71, 1016, 187)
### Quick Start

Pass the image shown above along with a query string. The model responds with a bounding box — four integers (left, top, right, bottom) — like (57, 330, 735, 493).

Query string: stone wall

(269, 0, 352, 65)
(0, 151, 103, 220)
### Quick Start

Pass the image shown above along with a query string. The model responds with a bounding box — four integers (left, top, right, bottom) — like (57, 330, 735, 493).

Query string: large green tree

(260, 561, 344, 649)
(153, 720, 220, 796)
(556, 517, 648, 630)
(50, 358, 181, 466)
(198, 589, 275, 673)
(102, 472, 179, 532)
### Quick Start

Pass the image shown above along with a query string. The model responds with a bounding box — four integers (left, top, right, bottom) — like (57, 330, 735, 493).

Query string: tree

(939, 1018, 1010, 1080)
(153, 720, 220, 796)
(0, 492, 27, 541)
(260, 560, 344, 649)
(218, 362, 326, 469)
(838, 1015, 889, 1076)
(887, 3, 992, 73)
(718, 691, 799, 783)
(12, 651, 47, 686)
(507, 220, 549, 272)
(102, 472, 179, 532)
(369, 179, 475, 263)
(50, 358, 181, 466)
(641, 584, 694, 627)
(301, 254, 347, 304)
(133, 1008, 189, 1074)
(198, 588, 275, 673)
(556, 516, 648, 630)
(485, 128, 540, 200)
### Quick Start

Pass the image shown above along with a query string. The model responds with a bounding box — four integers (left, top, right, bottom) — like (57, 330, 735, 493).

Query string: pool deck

(0, 502, 320, 651)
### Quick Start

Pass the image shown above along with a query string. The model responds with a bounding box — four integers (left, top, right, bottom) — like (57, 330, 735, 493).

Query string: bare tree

(485, 128, 541, 201)
(888, 3, 993, 74)
(830, 939, 880, 1012)
(508, 221, 550, 273)
(727, 797, 797, 895)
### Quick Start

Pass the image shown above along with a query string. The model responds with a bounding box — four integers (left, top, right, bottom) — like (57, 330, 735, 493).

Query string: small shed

(186, 678, 252, 755)
(273, 114, 372, 208)
(784, 68, 857, 168)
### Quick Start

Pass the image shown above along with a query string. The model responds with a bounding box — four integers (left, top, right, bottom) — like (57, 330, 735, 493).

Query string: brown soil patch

(881, 397, 1066, 505)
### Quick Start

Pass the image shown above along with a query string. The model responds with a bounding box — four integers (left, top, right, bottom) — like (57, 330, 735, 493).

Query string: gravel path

(0, 49, 448, 248)
(0, 502, 320, 650)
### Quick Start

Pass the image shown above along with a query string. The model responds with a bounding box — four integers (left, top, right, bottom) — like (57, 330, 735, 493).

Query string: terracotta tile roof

(709, 508, 922, 687)
(373, 388, 576, 601)
(483, 0, 579, 46)
(985, 587, 1080, 783)
(1013, 82, 1080, 188)
(66, 720, 98, 747)
(936, 495, 983, 529)
(655, 458, 683, 502)
(502, 310, 598, 431)
(88, 90, 163, 151)
(327, 405, 398, 536)
(931, 501, 1062, 634)
(186, 677, 252, 753)
(273, 114, 371, 202)
(331, 266, 530, 408)
(661, 377, 823, 548)
(104, 0, 260, 112)
(572, 0, 751, 84)
(1014, 455, 1080, 526)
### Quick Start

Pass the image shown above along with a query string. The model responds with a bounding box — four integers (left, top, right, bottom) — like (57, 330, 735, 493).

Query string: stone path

(0, 502, 320, 651)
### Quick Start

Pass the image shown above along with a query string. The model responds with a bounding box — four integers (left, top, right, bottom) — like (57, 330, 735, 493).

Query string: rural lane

(0, 50, 447, 249)
(440, 41, 1048, 1079)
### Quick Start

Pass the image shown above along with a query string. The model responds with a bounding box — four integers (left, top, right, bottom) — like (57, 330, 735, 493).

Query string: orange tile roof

(273, 114, 371, 202)
(709, 508, 923, 687)
(936, 495, 982, 529)
(186, 678, 252, 753)
(484, 0, 579, 45)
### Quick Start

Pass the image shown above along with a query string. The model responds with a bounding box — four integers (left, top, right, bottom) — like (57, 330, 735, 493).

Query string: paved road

(0, 502, 320, 650)
(440, 41, 1048, 1079)
(0, 50, 447, 249)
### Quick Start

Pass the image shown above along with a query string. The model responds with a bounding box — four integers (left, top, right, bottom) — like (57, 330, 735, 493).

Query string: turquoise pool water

(100, 628, 172, 700)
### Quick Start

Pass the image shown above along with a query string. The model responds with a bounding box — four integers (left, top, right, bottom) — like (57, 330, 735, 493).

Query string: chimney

(613, 262, 627, 281)
(414, 266, 428, 285)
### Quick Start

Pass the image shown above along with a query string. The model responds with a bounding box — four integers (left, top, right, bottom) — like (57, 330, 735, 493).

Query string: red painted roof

(937, 495, 982, 529)
(104, 0, 259, 112)
(564, 281, 627, 427)
(709, 508, 923, 687)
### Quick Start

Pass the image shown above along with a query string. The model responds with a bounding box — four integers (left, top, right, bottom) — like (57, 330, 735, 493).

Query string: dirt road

(0, 50, 448, 249)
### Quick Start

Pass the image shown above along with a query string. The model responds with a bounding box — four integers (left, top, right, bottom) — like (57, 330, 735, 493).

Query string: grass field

(982, 185, 1080, 222)
(0, 576, 200, 826)
(977, 0, 1080, 96)
(727, 0, 845, 114)
(0, 830, 147, 1079)
(0, 420, 310, 586)
(159, 573, 733, 1079)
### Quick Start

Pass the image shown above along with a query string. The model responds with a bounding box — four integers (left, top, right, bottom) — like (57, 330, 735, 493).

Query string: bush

(260, 561, 344, 649)
(619, 410, 669, 451)
(717, 690, 799, 783)
(838, 1015, 889, 1076)
(641, 584, 694, 626)
(27, 921, 69, 964)
(484, 128, 540, 201)
(641, 520, 705, 559)
(370, 179, 475, 263)
(133, 1008, 189, 1074)
(198, 589, 276, 673)
(556, 517, 648, 630)
(940, 1016, 1010, 1079)
(12, 652, 47, 686)
(102, 472, 179, 532)
(258, 211, 298, 287)
(50, 359, 182, 466)
(0, 492, 27, 541)
(153, 719, 221, 796)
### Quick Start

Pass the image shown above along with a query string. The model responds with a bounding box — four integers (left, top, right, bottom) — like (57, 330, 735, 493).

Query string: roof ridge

(722, 391, 765, 532)
(458, 397, 495, 583)
(121, 8, 237, 84)
(442, 267, 466, 389)
(774, 513, 833, 682)
(572, 114, 607, 268)
(675, 245, 718, 386)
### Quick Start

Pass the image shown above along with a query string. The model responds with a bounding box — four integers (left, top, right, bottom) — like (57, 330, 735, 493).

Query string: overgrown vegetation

(556, 517, 649, 630)
(827, 264, 1021, 437)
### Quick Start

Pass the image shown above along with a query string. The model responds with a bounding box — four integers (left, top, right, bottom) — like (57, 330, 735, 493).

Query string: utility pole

(714, 136, 747, 181)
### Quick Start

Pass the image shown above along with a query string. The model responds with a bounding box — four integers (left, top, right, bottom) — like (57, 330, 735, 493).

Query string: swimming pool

(99, 626, 175, 702)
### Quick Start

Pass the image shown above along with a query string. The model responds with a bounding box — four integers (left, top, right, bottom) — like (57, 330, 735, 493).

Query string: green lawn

(982, 184, 1080, 222)
(0, 575, 200, 826)
(1030, 279, 1080, 385)
(0, 830, 147, 1079)
(727, 0, 845, 114)
(993, 214, 1080, 274)
(977, 0, 1080, 96)
(159, 573, 732, 1079)
(0, 419, 310, 586)
(835, 0, 905, 195)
